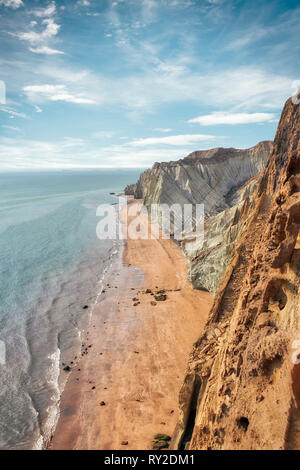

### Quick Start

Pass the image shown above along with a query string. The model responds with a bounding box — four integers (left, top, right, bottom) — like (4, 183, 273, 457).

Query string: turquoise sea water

(0, 169, 141, 449)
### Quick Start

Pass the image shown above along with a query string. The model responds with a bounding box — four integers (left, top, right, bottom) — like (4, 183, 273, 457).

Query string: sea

(0, 169, 141, 450)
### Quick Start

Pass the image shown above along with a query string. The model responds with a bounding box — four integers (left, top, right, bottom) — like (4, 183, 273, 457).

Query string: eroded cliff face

(186, 174, 262, 294)
(172, 97, 300, 450)
(130, 141, 271, 217)
(127, 141, 272, 294)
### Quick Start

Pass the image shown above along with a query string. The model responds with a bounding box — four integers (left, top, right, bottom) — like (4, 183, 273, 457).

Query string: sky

(0, 0, 299, 169)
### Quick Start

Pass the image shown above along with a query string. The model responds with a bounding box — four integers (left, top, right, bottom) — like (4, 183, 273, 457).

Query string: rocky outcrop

(124, 183, 137, 196)
(172, 97, 300, 450)
(132, 141, 271, 217)
(127, 141, 272, 294)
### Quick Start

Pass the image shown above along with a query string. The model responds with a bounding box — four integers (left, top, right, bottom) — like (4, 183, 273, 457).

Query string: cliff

(127, 141, 272, 294)
(186, 174, 262, 294)
(130, 141, 271, 217)
(172, 97, 300, 450)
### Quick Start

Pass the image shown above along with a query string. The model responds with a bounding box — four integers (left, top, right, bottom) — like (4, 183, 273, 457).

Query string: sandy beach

(50, 199, 212, 450)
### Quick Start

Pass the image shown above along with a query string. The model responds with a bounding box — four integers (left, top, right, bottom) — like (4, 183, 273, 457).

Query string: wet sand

(50, 199, 212, 450)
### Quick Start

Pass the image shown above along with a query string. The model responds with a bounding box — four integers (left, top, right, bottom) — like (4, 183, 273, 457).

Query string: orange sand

(50, 199, 212, 450)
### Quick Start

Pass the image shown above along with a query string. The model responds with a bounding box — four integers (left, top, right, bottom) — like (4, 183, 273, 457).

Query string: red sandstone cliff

(172, 97, 300, 450)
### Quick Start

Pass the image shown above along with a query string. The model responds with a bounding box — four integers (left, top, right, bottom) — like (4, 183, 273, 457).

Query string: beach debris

(121, 441, 128, 446)
(92, 386, 96, 390)
(134, 351, 139, 354)
(170, 410, 174, 414)
(160, 422, 166, 425)
(145, 289, 152, 294)
(154, 434, 171, 441)
(154, 293, 167, 301)
(132, 297, 139, 301)
(82, 305, 89, 310)
(133, 302, 140, 306)
(63, 366, 72, 372)
(153, 443, 166, 450)
(152, 434, 171, 450)
(100, 401, 106, 406)
(150, 301, 157, 306)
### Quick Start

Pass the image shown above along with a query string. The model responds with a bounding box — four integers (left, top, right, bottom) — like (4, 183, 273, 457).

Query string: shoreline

(41, 238, 124, 450)
(50, 198, 212, 450)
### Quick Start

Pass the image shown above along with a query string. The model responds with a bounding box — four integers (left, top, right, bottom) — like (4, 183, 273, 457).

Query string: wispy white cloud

(22, 66, 100, 108)
(29, 62, 296, 113)
(37, 65, 90, 83)
(31, 2, 56, 17)
(113, 66, 295, 111)
(141, 0, 158, 23)
(226, 28, 269, 51)
(129, 134, 216, 146)
(154, 128, 173, 133)
(10, 9, 64, 55)
(78, 0, 91, 6)
(15, 18, 61, 44)
(2, 124, 21, 131)
(23, 84, 97, 104)
(167, 0, 195, 7)
(0, 134, 225, 169)
(224, 5, 300, 53)
(92, 131, 115, 139)
(0, 0, 23, 9)
(0, 106, 27, 119)
(155, 62, 187, 75)
(188, 112, 276, 125)
(29, 45, 64, 55)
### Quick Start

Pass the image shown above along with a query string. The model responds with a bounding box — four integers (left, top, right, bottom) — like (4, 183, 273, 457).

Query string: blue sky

(0, 0, 299, 169)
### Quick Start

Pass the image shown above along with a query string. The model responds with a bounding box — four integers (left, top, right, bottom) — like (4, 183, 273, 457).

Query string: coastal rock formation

(127, 141, 272, 294)
(185, 174, 262, 294)
(124, 184, 136, 196)
(131, 141, 271, 217)
(172, 97, 300, 450)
